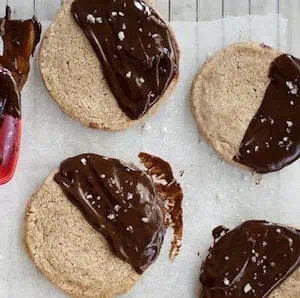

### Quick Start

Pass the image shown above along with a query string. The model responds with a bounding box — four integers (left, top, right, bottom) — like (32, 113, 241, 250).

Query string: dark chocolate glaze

(200, 220, 300, 297)
(0, 68, 20, 125)
(0, 6, 41, 88)
(234, 54, 300, 173)
(0, 6, 41, 122)
(139, 152, 183, 260)
(54, 154, 166, 274)
(71, 0, 178, 120)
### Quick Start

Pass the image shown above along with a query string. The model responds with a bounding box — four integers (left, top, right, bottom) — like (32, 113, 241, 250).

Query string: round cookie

(39, 0, 180, 131)
(191, 42, 280, 168)
(270, 268, 300, 298)
(24, 172, 140, 298)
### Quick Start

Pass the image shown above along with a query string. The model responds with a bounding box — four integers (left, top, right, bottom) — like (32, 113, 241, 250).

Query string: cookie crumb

(255, 177, 262, 185)
(142, 122, 151, 131)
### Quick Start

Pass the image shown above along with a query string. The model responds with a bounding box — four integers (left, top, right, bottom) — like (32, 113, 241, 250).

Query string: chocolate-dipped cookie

(191, 42, 300, 173)
(24, 153, 183, 297)
(39, 0, 180, 130)
(200, 220, 300, 297)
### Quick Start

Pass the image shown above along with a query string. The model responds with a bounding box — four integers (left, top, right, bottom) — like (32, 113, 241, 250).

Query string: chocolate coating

(0, 68, 20, 125)
(234, 54, 300, 173)
(54, 154, 166, 274)
(200, 220, 300, 297)
(0, 6, 41, 121)
(0, 6, 41, 89)
(139, 152, 183, 260)
(71, 0, 178, 120)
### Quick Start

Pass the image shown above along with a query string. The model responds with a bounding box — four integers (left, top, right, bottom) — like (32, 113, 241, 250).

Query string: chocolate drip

(54, 154, 166, 274)
(0, 6, 41, 122)
(71, 0, 178, 120)
(234, 54, 300, 173)
(200, 220, 300, 297)
(139, 152, 183, 260)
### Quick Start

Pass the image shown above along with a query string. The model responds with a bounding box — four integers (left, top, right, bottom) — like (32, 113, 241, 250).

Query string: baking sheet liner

(0, 15, 295, 298)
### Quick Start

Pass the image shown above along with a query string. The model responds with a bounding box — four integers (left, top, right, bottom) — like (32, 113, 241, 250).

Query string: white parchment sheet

(0, 15, 298, 298)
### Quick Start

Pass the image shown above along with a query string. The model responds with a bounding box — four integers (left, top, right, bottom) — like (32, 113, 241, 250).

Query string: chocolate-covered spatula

(0, 6, 41, 184)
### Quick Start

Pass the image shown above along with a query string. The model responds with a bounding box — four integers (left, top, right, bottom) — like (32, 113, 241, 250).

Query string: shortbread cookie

(200, 220, 300, 297)
(192, 42, 300, 173)
(39, 0, 180, 131)
(24, 153, 183, 298)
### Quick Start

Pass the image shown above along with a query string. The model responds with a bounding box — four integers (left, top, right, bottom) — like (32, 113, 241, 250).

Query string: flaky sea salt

(81, 158, 87, 165)
(141, 217, 150, 223)
(114, 205, 121, 212)
(243, 283, 252, 293)
(86, 14, 96, 24)
(126, 71, 132, 78)
(286, 81, 298, 95)
(118, 31, 125, 41)
(96, 17, 103, 23)
(223, 277, 230, 286)
(126, 225, 134, 232)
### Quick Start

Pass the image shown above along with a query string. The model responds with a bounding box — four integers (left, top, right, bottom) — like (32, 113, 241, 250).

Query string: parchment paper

(1, 14, 297, 298)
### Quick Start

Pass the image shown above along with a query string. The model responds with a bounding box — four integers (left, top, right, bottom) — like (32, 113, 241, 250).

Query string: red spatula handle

(0, 115, 21, 184)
